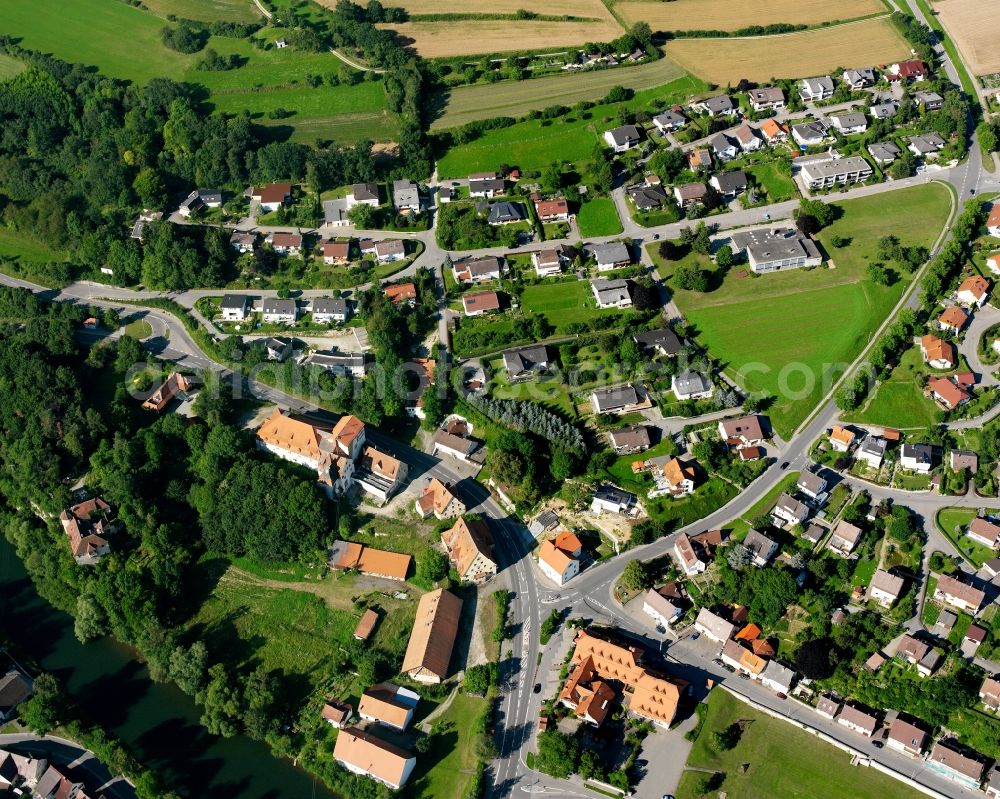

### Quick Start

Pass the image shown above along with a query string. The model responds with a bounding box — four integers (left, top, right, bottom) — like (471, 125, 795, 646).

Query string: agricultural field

(676, 690, 927, 799)
(0, 54, 26, 80)
(437, 75, 704, 176)
(343, 0, 615, 17)
(140, 0, 262, 23)
(655, 184, 951, 437)
(378, 19, 623, 59)
(616, 0, 886, 32)
(4, 0, 396, 144)
(933, 0, 1000, 76)
(666, 17, 910, 84)
(432, 55, 690, 130)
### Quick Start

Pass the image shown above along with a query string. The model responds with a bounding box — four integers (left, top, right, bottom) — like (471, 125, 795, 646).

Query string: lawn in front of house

(843, 346, 944, 429)
(576, 198, 623, 237)
(405, 692, 490, 799)
(519, 278, 618, 332)
(936, 507, 1000, 567)
(747, 161, 798, 202)
(646, 477, 739, 530)
(675, 689, 930, 799)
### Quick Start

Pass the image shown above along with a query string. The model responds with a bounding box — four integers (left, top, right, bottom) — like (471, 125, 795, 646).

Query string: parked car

(776, 692, 787, 700)
(533, 683, 541, 694)
(872, 740, 884, 749)
(738, 672, 750, 680)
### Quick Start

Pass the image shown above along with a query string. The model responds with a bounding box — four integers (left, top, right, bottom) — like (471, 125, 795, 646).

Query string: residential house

(453, 255, 503, 283)
(908, 132, 947, 158)
(349, 182, 380, 208)
(957, 275, 990, 307)
(627, 183, 669, 211)
(304, 351, 369, 377)
(487, 201, 525, 225)
(709, 133, 738, 162)
(719, 415, 766, 447)
(842, 67, 876, 88)
(392, 179, 420, 214)
(900, 443, 933, 473)
(333, 728, 416, 789)
(538, 531, 583, 586)
(142, 371, 193, 412)
(382, 283, 415, 305)
(671, 371, 713, 401)
(920, 334, 957, 369)
(59, 498, 116, 565)
(760, 660, 795, 694)
(800, 76, 835, 101)
(730, 227, 822, 273)
(373, 239, 405, 263)
(800, 156, 873, 189)
(229, 230, 256, 253)
(989, 254, 1000, 275)
(251, 182, 292, 211)
(838, 705, 879, 736)
(687, 149, 712, 171)
(980, 677, 1000, 711)
(888, 60, 928, 82)
(359, 684, 420, 731)
(468, 172, 505, 198)
(590, 485, 638, 516)
(743, 527, 780, 566)
(950, 449, 979, 474)
(267, 231, 302, 256)
(401, 588, 462, 683)
(591, 384, 641, 414)
(634, 328, 682, 357)
(887, 718, 929, 757)
(321, 700, 353, 728)
(608, 425, 651, 455)
(532, 247, 567, 277)
(646, 456, 697, 497)
(747, 87, 785, 112)
(816, 695, 842, 720)
(0, 671, 31, 722)
(733, 124, 761, 153)
(869, 569, 906, 607)
(988, 768, 1000, 799)
(928, 377, 971, 410)
(535, 198, 570, 222)
(869, 100, 900, 120)
(178, 188, 221, 216)
(868, 141, 902, 166)
(988, 205, 1000, 236)
(760, 118, 789, 144)
(442, 517, 497, 584)
(802, 523, 826, 544)
(695, 95, 736, 117)
(915, 90, 945, 111)
(642, 588, 681, 627)
(827, 520, 863, 556)
(356, 446, 408, 503)
(219, 294, 252, 322)
(694, 608, 737, 642)
(829, 425, 856, 452)
(311, 298, 350, 324)
(502, 344, 551, 380)
(791, 120, 829, 147)
(797, 470, 827, 501)
(985, 557, 1000, 579)
(431, 429, 481, 462)
(603, 124, 642, 152)
(709, 171, 748, 199)
(674, 533, 707, 576)
(938, 305, 969, 334)
(772, 494, 809, 527)
(721, 639, 767, 678)
(652, 110, 686, 132)
(262, 337, 292, 362)
(927, 741, 987, 789)
(934, 574, 986, 612)
(414, 478, 465, 520)
(321, 241, 351, 265)
(593, 242, 631, 271)
(830, 112, 868, 135)
(129, 209, 162, 243)
(463, 291, 502, 316)
(673, 182, 709, 208)
(591, 278, 634, 309)
(968, 517, 1000, 549)
(261, 298, 298, 324)
(856, 434, 888, 469)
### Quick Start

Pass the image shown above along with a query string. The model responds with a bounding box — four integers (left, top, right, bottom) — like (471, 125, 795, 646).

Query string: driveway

(633, 714, 696, 798)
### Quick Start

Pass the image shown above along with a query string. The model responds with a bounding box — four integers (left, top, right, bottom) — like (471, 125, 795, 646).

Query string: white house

(348, 182, 380, 208)
(591, 485, 637, 516)
(261, 298, 298, 324)
(899, 443, 932, 474)
(800, 76, 834, 101)
(694, 608, 735, 643)
(987, 205, 1000, 237)
(220, 294, 251, 321)
(933, 574, 985, 612)
(869, 569, 906, 607)
(311, 298, 350, 324)
(968, 518, 1000, 549)
(333, 728, 416, 790)
(642, 588, 682, 627)
(537, 532, 582, 585)
(957, 275, 990, 308)
(760, 661, 795, 694)
(856, 436, 887, 468)
(604, 125, 642, 152)
(671, 371, 713, 401)
(772, 493, 809, 526)
(837, 706, 878, 737)
(830, 112, 868, 135)
(674, 533, 706, 576)
(532, 247, 566, 277)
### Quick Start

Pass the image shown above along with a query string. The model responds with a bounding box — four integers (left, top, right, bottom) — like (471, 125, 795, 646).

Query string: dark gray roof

(634, 328, 682, 355)
(594, 484, 636, 505)
(352, 182, 379, 202)
(831, 112, 867, 129)
(312, 298, 349, 315)
(261, 298, 297, 315)
(593, 242, 631, 265)
(710, 133, 735, 154)
(653, 110, 686, 128)
(711, 170, 747, 194)
(627, 184, 668, 210)
(607, 124, 642, 146)
(792, 120, 829, 140)
(901, 443, 932, 464)
(868, 141, 902, 162)
(673, 371, 711, 395)
(487, 201, 525, 224)
(702, 95, 735, 114)
(592, 384, 640, 412)
(221, 293, 250, 310)
(503, 344, 550, 374)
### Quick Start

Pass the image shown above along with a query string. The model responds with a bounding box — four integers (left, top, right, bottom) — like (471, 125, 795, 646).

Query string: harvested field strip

(378, 20, 624, 58)
(0, 54, 25, 80)
(666, 17, 910, 85)
(617, 0, 886, 32)
(432, 55, 689, 129)
(932, 0, 1000, 77)
(343, 0, 616, 17)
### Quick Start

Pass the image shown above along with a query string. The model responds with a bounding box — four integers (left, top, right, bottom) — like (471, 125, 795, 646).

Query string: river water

(0, 537, 336, 799)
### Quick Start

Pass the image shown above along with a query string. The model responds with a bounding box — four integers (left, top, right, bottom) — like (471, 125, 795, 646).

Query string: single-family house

(968, 517, 1000, 549)
(453, 255, 503, 284)
(263, 336, 292, 362)
(842, 67, 876, 89)
(981, 677, 1000, 711)
(267, 231, 302, 256)
(634, 328, 682, 357)
(868, 141, 902, 167)
(687, 149, 712, 171)
(321, 240, 351, 266)
(179, 188, 221, 217)
(442, 517, 497, 584)
(591, 278, 634, 309)
(647, 456, 697, 497)
(920, 334, 956, 369)
(535, 198, 570, 222)
(220, 293, 251, 322)
(709, 133, 738, 162)
(463, 291, 502, 316)
(532, 247, 567, 277)
(642, 588, 681, 627)
(333, 728, 416, 790)
(604, 124, 642, 152)
(915, 90, 945, 111)
(608, 425, 651, 455)
(957, 275, 990, 307)
(304, 351, 369, 377)
(392, 179, 420, 214)
(718, 415, 766, 447)
(800, 76, 835, 101)
(927, 741, 987, 789)
(760, 118, 789, 143)
(261, 298, 298, 324)
(733, 124, 761, 152)
(908, 132, 947, 158)
(696, 95, 736, 117)
(401, 588, 462, 683)
(431, 429, 480, 462)
(934, 574, 986, 612)
(694, 608, 736, 642)
(129, 209, 162, 243)
(671, 371, 713, 401)
(359, 684, 420, 731)
(721, 639, 767, 678)
(252, 182, 292, 211)
(356, 446, 408, 503)
(830, 425, 856, 452)
(321, 700, 353, 728)
(869, 569, 906, 607)
(760, 660, 795, 694)
(311, 298, 350, 324)
(674, 533, 707, 576)
(747, 87, 785, 112)
(888, 60, 928, 82)
(791, 120, 829, 147)
(988, 205, 1000, 237)
(816, 695, 842, 720)
(590, 485, 637, 516)
(743, 527, 780, 566)
(349, 182, 380, 208)
(414, 478, 465, 521)
(487, 201, 525, 225)
(468, 172, 505, 198)
(797, 470, 827, 501)
(857, 435, 887, 468)
(887, 718, 929, 757)
(538, 531, 583, 586)
(627, 183, 669, 211)
(830, 112, 868, 135)
(673, 182, 709, 208)
(927, 377, 971, 410)
(950, 449, 979, 474)
(373, 239, 405, 263)
(0, 671, 31, 722)
(838, 705, 878, 736)
(900, 443, 932, 473)
(591, 384, 642, 414)
(827, 520, 863, 556)
(60, 498, 116, 565)
(502, 344, 551, 380)
(710, 171, 748, 199)
(229, 230, 256, 253)
(593, 242, 632, 271)
(869, 100, 900, 120)
(772, 494, 809, 527)
(938, 305, 969, 334)
(652, 110, 687, 132)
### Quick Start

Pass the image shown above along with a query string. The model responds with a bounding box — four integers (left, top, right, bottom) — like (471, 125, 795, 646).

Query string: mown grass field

(576, 198, 623, 236)
(748, 162, 798, 202)
(437, 75, 704, 176)
(432, 56, 690, 130)
(140, 0, 261, 23)
(407, 692, 490, 799)
(379, 19, 623, 58)
(935, 507, 1000, 567)
(666, 17, 909, 84)
(655, 184, 951, 438)
(520, 279, 611, 331)
(4, 0, 396, 143)
(843, 346, 943, 429)
(0, 228, 68, 264)
(676, 690, 927, 799)
(0, 53, 26, 80)
(617, 0, 885, 32)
